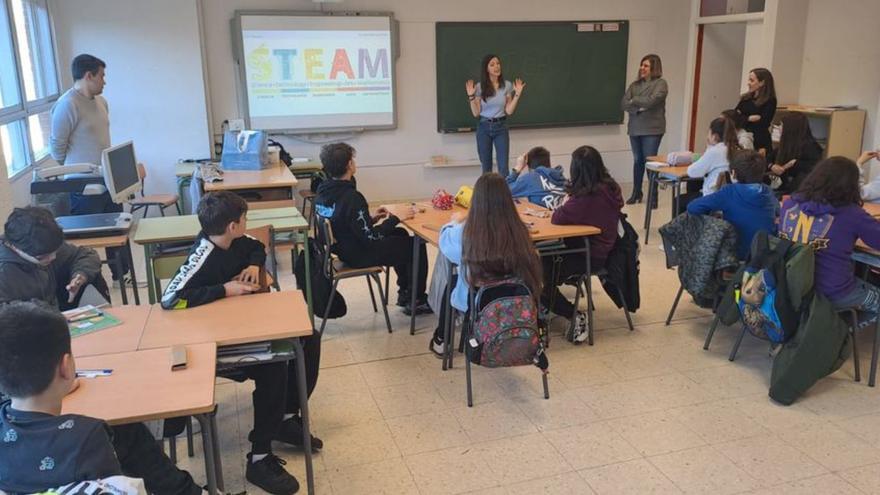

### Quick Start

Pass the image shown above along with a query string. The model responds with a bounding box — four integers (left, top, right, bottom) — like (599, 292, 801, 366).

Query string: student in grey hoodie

(506, 146, 566, 210)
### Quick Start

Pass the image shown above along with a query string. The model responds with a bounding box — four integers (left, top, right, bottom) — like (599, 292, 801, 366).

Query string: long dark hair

(567, 145, 619, 197)
(776, 112, 817, 165)
(709, 116, 740, 162)
(721, 109, 746, 131)
(463, 173, 542, 299)
(637, 54, 663, 81)
(479, 54, 504, 102)
(740, 68, 776, 106)
(794, 156, 862, 207)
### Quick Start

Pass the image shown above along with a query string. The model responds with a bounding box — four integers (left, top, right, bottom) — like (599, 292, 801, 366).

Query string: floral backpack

(466, 279, 547, 369)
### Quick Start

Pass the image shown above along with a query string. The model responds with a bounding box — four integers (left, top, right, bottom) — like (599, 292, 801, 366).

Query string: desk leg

(125, 240, 140, 305)
(294, 338, 315, 495)
(584, 242, 594, 346)
(672, 181, 680, 221)
(410, 236, 420, 335)
(644, 172, 656, 244)
(303, 233, 314, 327)
(194, 412, 218, 495)
(145, 243, 157, 305)
(116, 249, 129, 306)
(209, 410, 225, 492)
(442, 262, 455, 371)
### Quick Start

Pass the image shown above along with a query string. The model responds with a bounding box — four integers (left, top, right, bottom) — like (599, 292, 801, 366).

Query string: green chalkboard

(436, 21, 629, 133)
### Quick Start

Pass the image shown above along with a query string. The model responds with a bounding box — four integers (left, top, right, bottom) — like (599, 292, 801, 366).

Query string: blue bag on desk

(221, 130, 269, 170)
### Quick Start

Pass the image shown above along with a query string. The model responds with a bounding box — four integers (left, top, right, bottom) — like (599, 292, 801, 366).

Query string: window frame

(0, 0, 61, 178)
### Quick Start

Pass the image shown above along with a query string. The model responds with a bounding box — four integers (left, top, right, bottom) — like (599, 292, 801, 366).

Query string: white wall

(0, 147, 12, 230)
(695, 22, 746, 153)
(47, 0, 211, 203)
(202, 0, 692, 200)
(799, 0, 880, 152)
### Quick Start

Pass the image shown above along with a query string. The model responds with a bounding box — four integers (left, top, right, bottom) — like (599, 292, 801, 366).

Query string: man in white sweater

(49, 54, 126, 282)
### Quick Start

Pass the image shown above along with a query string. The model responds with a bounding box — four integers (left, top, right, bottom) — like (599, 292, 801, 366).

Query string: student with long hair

(622, 54, 668, 204)
(542, 146, 624, 342)
(428, 173, 542, 355)
(735, 68, 777, 154)
(780, 157, 880, 319)
(465, 55, 526, 177)
(769, 111, 823, 195)
(687, 150, 777, 260)
(721, 109, 754, 150)
(682, 116, 740, 209)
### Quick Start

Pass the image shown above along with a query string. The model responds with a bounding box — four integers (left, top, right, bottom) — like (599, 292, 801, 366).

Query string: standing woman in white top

(681, 116, 740, 210)
(465, 54, 525, 177)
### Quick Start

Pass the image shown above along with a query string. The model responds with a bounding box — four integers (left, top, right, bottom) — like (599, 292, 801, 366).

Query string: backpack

(267, 138, 293, 167)
(734, 231, 798, 343)
(294, 242, 347, 321)
(466, 279, 546, 369)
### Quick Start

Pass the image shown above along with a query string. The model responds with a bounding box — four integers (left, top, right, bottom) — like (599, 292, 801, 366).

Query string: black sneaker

(429, 335, 445, 358)
(395, 290, 411, 307)
(246, 453, 300, 495)
(403, 301, 433, 316)
(275, 416, 323, 452)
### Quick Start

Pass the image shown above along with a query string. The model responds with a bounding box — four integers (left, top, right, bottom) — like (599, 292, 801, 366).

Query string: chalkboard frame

(435, 20, 630, 134)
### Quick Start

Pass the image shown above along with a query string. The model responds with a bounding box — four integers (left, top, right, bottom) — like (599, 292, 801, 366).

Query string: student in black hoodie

(315, 142, 431, 314)
(162, 191, 321, 495)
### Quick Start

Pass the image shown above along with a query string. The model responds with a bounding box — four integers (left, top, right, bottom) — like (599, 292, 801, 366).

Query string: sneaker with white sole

(572, 312, 589, 344)
(429, 336, 445, 358)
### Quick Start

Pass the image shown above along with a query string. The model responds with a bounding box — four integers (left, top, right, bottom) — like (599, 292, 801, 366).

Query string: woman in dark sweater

(735, 68, 777, 154)
(770, 111, 823, 195)
(541, 146, 624, 342)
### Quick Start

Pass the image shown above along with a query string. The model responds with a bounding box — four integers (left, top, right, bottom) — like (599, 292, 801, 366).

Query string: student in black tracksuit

(314, 142, 430, 314)
(161, 191, 320, 495)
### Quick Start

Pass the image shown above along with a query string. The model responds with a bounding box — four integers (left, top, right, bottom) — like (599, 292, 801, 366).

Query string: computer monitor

(101, 141, 141, 203)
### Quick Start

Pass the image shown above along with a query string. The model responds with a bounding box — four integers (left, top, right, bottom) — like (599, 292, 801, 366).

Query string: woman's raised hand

(465, 79, 476, 95)
(513, 78, 526, 94)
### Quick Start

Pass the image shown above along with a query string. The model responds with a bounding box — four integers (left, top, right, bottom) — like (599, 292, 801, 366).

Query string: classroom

(1, 0, 880, 494)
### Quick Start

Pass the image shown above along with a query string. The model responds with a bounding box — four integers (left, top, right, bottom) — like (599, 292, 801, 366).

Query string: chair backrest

(152, 253, 190, 299)
(315, 215, 336, 279)
(245, 224, 279, 290)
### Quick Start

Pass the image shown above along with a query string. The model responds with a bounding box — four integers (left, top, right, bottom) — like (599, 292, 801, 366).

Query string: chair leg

(729, 326, 747, 361)
(846, 310, 861, 382)
(567, 277, 584, 343)
(175, 202, 182, 216)
(583, 276, 595, 346)
(666, 284, 684, 326)
(366, 276, 378, 313)
(372, 273, 394, 334)
(318, 280, 340, 334)
(159, 206, 166, 217)
(168, 437, 177, 464)
(384, 268, 391, 306)
(142, 205, 150, 219)
(703, 312, 722, 350)
(869, 319, 880, 387)
(186, 417, 194, 457)
(616, 285, 634, 331)
(541, 371, 550, 400)
(463, 323, 474, 407)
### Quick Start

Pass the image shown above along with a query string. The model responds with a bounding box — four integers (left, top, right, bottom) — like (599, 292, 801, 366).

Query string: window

(0, 0, 60, 177)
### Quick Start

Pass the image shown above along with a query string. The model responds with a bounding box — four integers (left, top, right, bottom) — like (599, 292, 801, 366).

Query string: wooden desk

(204, 165, 298, 208)
(72, 305, 152, 358)
(139, 290, 313, 349)
(63, 343, 222, 493)
(67, 233, 140, 305)
(864, 202, 880, 219)
(385, 200, 601, 343)
(131, 207, 311, 319)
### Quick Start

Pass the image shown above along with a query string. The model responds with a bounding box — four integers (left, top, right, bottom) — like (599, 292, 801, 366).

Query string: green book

(65, 306, 122, 338)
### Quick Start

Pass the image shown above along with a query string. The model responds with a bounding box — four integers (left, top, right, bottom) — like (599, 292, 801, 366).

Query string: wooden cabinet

(775, 105, 867, 161)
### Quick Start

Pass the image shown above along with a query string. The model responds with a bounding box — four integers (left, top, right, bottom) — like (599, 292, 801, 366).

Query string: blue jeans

(629, 134, 663, 195)
(476, 119, 510, 177)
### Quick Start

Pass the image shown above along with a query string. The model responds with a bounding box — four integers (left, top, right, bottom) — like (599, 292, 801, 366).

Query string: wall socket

(228, 118, 246, 131)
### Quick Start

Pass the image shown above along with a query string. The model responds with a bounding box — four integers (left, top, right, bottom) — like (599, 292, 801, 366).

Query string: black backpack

(294, 242, 346, 321)
(267, 138, 292, 167)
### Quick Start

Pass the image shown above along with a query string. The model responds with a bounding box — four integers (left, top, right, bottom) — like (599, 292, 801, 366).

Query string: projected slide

(237, 14, 396, 132)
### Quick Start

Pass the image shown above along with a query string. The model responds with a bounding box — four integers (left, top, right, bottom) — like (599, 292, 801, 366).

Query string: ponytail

(710, 116, 740, 162)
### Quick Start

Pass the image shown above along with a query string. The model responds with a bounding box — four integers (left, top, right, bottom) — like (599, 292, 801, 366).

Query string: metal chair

(316, 215, 392, 333)
(561, 269, 634, 345)
(837, 308, 880, 387)
(129, 163, 181, 217)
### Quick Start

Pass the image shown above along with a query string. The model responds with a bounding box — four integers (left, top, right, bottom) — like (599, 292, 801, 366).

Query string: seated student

(162, 191, 315, 495)
(315, 142, 430, 314)
(769, 111, 823, 195)
(506, 146, 566, 210)
(680, 116, 740, 211)
(541, 146, 624, 342)
(0, 300, 201, 495)
(687, 150, 778, 260)
(0, 207, 101, 309)
(857, 150, 880, 202)
(780, 156, 880, 318)
(721, 109, 755, 150)
(428, 173, 543, 356)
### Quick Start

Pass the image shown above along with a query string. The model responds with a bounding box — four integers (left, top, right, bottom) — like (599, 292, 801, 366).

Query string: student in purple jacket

(779, 156, 880, 320)
(541, 146, 624, 342)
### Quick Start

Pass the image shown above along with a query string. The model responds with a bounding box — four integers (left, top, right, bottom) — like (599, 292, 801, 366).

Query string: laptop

(55, 212, 134, 237)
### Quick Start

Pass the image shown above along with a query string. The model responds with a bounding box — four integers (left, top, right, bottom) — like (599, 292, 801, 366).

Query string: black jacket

(0, 241, 101, 309)
(161, 233, 266, 310)
(0, 402, 120, 493)
(601, 215, 641, 311)
(314, 178, 400, 263)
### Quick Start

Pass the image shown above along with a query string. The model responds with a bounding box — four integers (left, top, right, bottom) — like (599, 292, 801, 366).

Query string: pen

(76, 369, 113, 377)
(68, 309, 104, 323)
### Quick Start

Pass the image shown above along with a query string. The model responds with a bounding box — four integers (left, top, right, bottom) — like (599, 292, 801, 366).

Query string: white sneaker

(572, 312, 589, 343)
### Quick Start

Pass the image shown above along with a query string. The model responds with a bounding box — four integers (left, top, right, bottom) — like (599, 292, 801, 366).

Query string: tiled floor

(120, 188, 880, 494)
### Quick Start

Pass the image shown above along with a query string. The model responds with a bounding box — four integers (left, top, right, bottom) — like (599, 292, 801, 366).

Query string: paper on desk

(646, 160, 669, 167)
